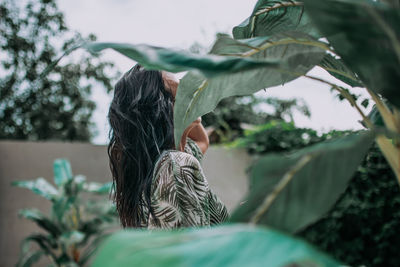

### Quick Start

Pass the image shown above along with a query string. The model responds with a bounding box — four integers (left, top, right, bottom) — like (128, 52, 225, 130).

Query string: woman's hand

(162, 72, 209, 154)
(179, 117, 209, 154)
(179, 117, 201, 151)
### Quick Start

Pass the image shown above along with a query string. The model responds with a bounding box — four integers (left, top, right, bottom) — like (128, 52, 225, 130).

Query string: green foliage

(232, 0, 320, 39)
(84, 42, 279, 78)
(228, 121, 322, 153)
(0, 0, 116, 141)
(202, 98, 311, 143)
(230, 130, 374, 232)
(91, 224, 340, 267)
(232, 123, 400, 266)
(67, 0, 399, 265)
(319, 54, 362, 88)
(303, 0, 400, 107)
(13, 159, 117, 267)
(186, 38, 313, 144)
(70, 32, 324, 148)
(366, 99, 396, 128)
(79, 33, 325, 147)
(173, 33, 326, 147)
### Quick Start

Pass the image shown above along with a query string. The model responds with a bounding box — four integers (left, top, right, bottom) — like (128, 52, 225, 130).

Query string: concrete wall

(0, 141, 250, 267)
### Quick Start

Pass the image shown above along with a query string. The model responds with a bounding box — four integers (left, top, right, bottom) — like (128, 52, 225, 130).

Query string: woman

(108, 65, 228, 229)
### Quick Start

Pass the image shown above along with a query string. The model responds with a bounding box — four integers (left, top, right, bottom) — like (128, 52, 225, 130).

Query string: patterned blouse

(144, 138, 228, 229)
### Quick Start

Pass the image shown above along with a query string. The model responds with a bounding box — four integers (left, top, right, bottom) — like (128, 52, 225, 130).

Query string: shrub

(13, 159, 118, 266)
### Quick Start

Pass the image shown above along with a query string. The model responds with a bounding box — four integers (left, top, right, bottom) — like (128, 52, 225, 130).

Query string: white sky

(57, 0, 370, 145)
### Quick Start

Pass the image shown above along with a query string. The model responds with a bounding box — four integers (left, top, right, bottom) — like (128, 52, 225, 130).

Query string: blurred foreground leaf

(91, 224, 340, 267)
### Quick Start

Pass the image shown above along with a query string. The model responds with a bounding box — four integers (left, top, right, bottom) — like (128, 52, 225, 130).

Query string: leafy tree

(0, 0, 116, 141)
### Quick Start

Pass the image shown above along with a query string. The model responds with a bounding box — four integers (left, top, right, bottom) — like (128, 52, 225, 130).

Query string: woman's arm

(187, 120, 209, 154)
(162, 72, 209, 154)
(179, 117, 209, 154)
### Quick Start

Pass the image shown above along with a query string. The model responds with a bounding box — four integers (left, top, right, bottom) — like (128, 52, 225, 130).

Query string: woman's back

(144, 137, 228, 229)
(108, 65, 227, 228)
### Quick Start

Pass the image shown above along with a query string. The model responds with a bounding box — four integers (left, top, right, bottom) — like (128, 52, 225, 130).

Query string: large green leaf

(319, 54, 363, 87)
(174, 33, 326, 147)
(230, 131, 374, 233)
(53, 159, 73, 187)
(19, 209, 62, 237)
(91, 224, 340, 267)
(12, 178, 59, 201)
(233, 0, 320, 39)
(303, 0, 400, 107)
(84, 42, 278, 77)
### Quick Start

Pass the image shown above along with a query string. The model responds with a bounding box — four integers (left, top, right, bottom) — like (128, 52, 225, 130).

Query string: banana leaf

(230, 131, 374, 233)
(233, 0, 320, 39)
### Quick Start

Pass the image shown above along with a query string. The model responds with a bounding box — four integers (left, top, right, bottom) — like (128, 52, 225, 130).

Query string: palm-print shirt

(144, 137, 228, 229)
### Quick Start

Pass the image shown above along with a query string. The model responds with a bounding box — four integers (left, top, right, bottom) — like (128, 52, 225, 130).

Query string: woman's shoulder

(156, 147, 202, 172)
(154, 137, 203, 168)
(151, 144, 207, 201)
(151, 138, 205, 190)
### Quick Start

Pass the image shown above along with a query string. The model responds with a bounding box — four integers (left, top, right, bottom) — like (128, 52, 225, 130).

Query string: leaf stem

(303, 74, 374, 128)
(317, 65, 361, 84)
(375, 136, 400, 185)
(365, 88, 400, 184)
(366, 88, 398, 132)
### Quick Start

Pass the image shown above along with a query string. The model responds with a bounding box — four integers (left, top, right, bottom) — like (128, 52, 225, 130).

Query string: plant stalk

(365, 88, 400, 184)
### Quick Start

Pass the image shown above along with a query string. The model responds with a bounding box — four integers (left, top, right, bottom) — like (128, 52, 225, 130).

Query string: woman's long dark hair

(107, 65, 175, 228)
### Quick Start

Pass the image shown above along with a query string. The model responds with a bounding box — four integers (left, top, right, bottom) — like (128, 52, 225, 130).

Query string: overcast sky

(57, 0, 370, 144)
